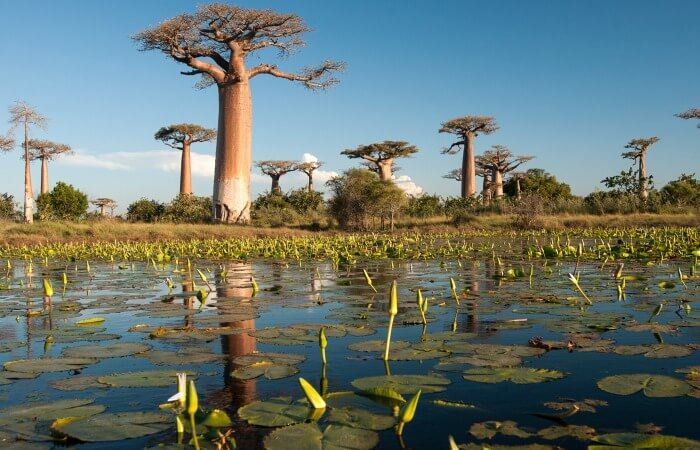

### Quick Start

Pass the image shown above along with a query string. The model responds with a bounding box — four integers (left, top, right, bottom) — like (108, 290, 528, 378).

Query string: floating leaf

(238, 397, 310, 427)
(97, 370, 196, 388)
(53, 411, 170, 442)
(348, 340, 410, 352)
(589, 433, 700, 449)
(263, 423, 379, 450)
(351, 374, 450, 394)
(463, 367, 565, 384)
(0, 399, 104, 426)
(50, 375, 108, 392)
(75, 317, 106, 325)
(469, 421, 532, 439)
(62, 342, 150, 359)
(3, 357, 96, 374)
(537, 425, 595, 440)
(597, 374, 691, 397)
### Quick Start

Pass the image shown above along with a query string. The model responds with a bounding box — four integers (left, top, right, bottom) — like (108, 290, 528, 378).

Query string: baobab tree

(622, 137, 659, 201)
(444, 167, 492, 204)
(0, 135, 13, 151)
(134, 4, 343, 224)
(296, 160, 324, 192)
(439, 116, 498, 198)
(154, 124, 216, 195)
(92, 198, 117, 217)
(7, 101, 47, 224)
(676, 108, 700, 128)
(509, 171, 527, 200)
(256, 160, 298, 194)
(341, 141, 418, 181)
(26, 140, 72, 195)
(475, 145, 533, 199)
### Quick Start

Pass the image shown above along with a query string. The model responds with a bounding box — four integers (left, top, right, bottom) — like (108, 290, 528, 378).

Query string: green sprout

(363, 268, 377, 292)
(396, 389, 421, 435)
(567, 273, 592, 305)
(383, 280, 398, 361)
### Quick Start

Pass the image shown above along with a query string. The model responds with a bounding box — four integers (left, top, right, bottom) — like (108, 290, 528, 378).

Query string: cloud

(393, 174, 424, 197)
(58, 150, 131, 170)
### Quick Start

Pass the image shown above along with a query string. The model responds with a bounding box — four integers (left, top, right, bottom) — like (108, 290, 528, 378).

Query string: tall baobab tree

(622, 137, 659, 201)
(341, 141, 418, 181)
(154, 124, 216, 195)
(92, 198, 117, 217)
(297, 160, 324, 192)
(444, 167, 493, 203)
(256, 160, 298, 194)
(439, 116, 498, 198)
(509, 171, 527, 200)
(676, 108, 700, 128)
(134, 5, 344, 224)
(26, 140, 72, 195)
(7, 101, 48, 224)
(475, 145, 533, 199)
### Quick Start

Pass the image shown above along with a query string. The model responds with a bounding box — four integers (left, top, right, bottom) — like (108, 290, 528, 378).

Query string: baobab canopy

(341, 141, 419, 182)
(133, 4, 344, 223)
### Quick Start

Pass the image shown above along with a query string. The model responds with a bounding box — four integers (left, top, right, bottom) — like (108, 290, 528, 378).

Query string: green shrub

(404, 194, 444, 218)
(126, 198, 165, 222)
(162, 194, 212, 223)
(36, 182, 88, 221)
(0, 194, 18, 221)
(660, 174, 700, 207)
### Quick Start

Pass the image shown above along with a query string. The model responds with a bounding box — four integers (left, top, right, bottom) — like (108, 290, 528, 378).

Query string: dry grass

(0, 213, 696, 246)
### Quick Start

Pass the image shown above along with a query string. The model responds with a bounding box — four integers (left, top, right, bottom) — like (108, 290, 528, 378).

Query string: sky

(0, 0, 698, 213)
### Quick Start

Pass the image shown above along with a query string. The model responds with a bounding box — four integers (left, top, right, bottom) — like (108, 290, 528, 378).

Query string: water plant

(567, 272, 592, 305)
(383, 280, 398, 361)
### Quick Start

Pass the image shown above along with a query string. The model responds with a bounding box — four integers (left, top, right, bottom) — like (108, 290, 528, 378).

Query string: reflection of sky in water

(0, 257, 698, 449)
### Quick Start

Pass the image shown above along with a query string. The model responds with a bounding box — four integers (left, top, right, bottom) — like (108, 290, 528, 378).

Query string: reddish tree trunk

(213, 81, 253, 223)
(639, 152, 648, 200)
(461, 133, 476, 198)
(23, 122, 33, 224)
(40, 157, 49, 195)
(180, 142, 192, 195)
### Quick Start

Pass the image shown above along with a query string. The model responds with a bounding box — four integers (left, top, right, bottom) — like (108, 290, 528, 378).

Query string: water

(0, 256, 698, 449)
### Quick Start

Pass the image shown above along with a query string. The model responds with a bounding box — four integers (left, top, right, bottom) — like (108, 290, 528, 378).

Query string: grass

(0, 212, 697, 246)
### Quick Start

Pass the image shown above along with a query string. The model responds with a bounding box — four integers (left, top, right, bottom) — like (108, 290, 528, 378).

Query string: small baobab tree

(341, 141, 418, 181)
(475, 145, 533, 199)
(7, 101, 48, 223)
(256, 160, 298, 194)
(439, 116, 498, 198)
(154, 124, 216, 195)
(92, 198, 117, 218)
(445, 167, 492, 204)
(675, 108, 700, 128)
(297, 160, 324, 192)
(134, 4, 343, 224)
(509, 171, 527, 200)
(622, 137, 659, 201)
(26, 140, 72, 195)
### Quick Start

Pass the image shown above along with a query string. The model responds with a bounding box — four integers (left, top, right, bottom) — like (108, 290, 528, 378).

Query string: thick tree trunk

(377, 160, 393, 181)
(213, 81, 253, 223)
(40, 158, 49, 195)
(23, 123, 33, 224)
(516, 178, 522, 200)
(461, 133, 476, 198)
(482, 174, 490, 206)
(99, 205, 106, 217)
(493, 170, 504, 198)
(307, 173, 313, 192)
(639, 153, 648, 200)
(271, 175, 281, 194)
(180, 142, 192, 195)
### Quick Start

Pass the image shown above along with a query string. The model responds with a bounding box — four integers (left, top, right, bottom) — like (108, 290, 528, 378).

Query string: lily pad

(348, 340, 410, 352)
(232, 361, 299, 380)
(62, 342, 150, 359)
(470, 421, 532, 439)
(597, 374, 691, 397)
(50, 375, 108, 391)
(53, 411, 170, 442)
(351, 374, 450, 394)
(97, 370, 196, 388)
(589, 433, 700, 449)
(3, 357, 96, 374)
(237, 397, 310, 427)
(0, 399, 105, 426)
(463, 367, 565, 384)
(263, 423, 379, 450)
(537, 425, 596, 440)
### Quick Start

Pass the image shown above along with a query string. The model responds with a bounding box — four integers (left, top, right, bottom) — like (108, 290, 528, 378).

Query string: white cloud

(393, 174, 424, 197)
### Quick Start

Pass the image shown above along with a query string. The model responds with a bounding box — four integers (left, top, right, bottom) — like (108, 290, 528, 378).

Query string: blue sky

(0, 0, 698, 212)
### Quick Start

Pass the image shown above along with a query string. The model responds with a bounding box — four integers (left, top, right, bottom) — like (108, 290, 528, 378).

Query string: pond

(0, 237, 698, 449)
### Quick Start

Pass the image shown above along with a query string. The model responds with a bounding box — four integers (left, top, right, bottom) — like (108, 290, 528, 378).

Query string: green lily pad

(597, 374, 691, 397)
(50, 375, 108, 391)
(137, 347, 222, 365)
(543, 398, 607, 413)
(463, 367, 565, 384)
(537, 424, 596, 440)
(263, 423, 379, 450)
(589, 433, 700, 449)
(53, 411, 170, 442)
(436, 353, 522, 370)
(470, 420, 532, 439)
(348, 340, 410, 352)
(232, 361, 299, 380)
(97, 370, 196, 388)
(237, 397, 310, 427)
(327, 406, 395, 431)
(0, 399, 105, 426)
(613, 344, 692, 359)
(388, 347, 449, 361)
(3, 357, 96, 374)
(62, 342, 150, 359)
(351, 374, 450, 394)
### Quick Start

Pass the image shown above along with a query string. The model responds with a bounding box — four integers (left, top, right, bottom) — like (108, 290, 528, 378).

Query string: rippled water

(0, 256, 698, 449)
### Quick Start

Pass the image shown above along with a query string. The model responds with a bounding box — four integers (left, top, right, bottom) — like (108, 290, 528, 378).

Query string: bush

(404, 194, 444, 218)
(36, 182, 88, 221)
(660, 174, 700, 207)
(252, 189, 326, 227)
(443, 196, 480, 225)
(126, 198, 165, 222)
(0, 194, 18, 221)
(162, 194, 212, 223)
(509, 194, 545, 229)
(327, 169, 406, 230)
(503, 168, 574, 201)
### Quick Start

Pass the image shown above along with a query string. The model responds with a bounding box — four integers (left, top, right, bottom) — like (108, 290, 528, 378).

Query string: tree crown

(622, 137, 660, 159)
(476, 145, 534, 173)
(133, 4, 344, 89)
(8, 101, 47, 130)
(675, 108, 700, 126)
(154, 123, 216, 149)
(25, 139, 72, 161)
(256, 160, 298, 177)
(91, 198, 117, 207)
(341, 140, 418, 163)
(296, 160, 323, 175)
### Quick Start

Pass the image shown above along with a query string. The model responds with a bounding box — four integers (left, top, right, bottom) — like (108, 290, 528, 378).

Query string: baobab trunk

(40, 157, 49, 195)
(482, 174, 490, 206)
(462, 133, 476, 198)
(180, 142, 192, 195)
(639, 153, 648, 200)
(271, 176, 281, 194)
(307, 174, 313, 192)
(377, 160, 393, 181)
(99, 205, 107, 217)
(213, 81, 253, 224)
(23, 123, 33, 224)
(515, 178, 522, 200)
(493, 170, 504, 199)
